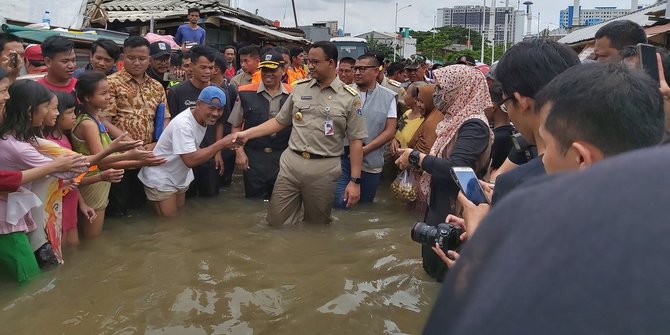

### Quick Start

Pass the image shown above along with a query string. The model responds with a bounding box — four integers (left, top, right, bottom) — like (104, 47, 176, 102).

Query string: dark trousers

(219, 148, 235, 187)
(243, 147, 283, 200)
(187, 159, 220, 198)
(108, 169, 146, 215)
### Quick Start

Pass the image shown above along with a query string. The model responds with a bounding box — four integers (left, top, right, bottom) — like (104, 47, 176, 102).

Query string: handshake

(218, 131, 249, 150)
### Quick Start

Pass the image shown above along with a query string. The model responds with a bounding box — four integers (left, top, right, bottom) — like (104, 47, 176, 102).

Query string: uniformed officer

(229, 50, 293, 199)
(234, 41, 367, 226)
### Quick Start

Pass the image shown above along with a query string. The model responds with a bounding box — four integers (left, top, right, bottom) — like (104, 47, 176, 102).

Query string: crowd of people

(0, 9, 669, 332)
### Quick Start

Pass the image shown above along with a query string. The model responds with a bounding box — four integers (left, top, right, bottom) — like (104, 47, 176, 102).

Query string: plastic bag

(391, 169, 417, 202)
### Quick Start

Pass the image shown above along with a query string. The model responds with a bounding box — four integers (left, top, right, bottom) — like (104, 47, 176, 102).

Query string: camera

(411, 222, 463, 252)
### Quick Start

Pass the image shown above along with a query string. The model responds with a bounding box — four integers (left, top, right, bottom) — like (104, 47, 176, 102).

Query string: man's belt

(292, 150, 337, 159)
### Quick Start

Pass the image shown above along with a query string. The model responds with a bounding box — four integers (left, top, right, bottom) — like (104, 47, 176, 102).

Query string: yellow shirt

(394, 109, 424, 148)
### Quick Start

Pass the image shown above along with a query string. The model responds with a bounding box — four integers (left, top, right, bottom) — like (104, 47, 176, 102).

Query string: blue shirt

(174, 24, 206, 46)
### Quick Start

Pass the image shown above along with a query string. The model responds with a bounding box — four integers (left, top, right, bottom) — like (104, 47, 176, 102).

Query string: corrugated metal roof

(558, 2, 667, 45)
(89, 0, 272, 25)
(218, 16, 309, 43)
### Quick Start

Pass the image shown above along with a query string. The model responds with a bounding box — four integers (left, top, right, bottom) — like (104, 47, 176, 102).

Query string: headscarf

(418, 65, 494, 204)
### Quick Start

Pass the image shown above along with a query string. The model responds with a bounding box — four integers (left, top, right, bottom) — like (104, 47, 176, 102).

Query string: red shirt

(0, 170, 21, 192)
(36, 77, 77, 93)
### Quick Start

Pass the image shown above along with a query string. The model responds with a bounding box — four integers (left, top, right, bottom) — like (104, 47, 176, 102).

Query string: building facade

(436, 5, 524, 45)
(559, 6, 642, 29)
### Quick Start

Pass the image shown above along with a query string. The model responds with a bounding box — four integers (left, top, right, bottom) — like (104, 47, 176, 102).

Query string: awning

(645, 23, 670, 38)
(1, 24, 126, 45)
(217, 16, 308, 44)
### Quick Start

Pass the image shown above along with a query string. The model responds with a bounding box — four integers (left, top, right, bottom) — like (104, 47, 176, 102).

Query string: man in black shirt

(147, 42, 172, 89)
(212, 54, 238, 187)
(491, 39, 580, 204)
(167, 45, 223, 197)
(486, 81, 515, 174)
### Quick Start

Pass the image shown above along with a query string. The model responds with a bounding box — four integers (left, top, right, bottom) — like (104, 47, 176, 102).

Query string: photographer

(438, 62, 666, 269)
(396, 64, 492, 281)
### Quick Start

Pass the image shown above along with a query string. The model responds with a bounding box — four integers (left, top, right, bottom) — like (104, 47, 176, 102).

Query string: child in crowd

(71, 71, 166, 237)
(0, 80, 88, 280)
(44, 92, 125, 246)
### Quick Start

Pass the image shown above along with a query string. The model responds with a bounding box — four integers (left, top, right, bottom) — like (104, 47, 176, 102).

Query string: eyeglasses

(499, 97, 513, 113)
(352, 65, 377, 73)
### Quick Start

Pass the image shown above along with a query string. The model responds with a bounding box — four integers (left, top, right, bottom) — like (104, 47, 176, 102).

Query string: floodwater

(0, 179, 440, 335)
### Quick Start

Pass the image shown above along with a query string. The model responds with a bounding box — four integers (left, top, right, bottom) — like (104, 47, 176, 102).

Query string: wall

(0, 0, 87, 29)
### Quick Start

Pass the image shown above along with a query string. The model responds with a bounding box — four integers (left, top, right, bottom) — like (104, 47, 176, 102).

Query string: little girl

(44, 92, 126, 246)
(71, 71, 166, 238)
(0, 80, 87, 278)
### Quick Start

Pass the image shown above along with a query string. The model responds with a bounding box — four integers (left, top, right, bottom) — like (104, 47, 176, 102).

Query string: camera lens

(411, 222, 436, 245)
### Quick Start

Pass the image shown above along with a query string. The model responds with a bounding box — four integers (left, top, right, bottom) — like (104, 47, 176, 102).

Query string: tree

(365, 35, 395, 62)
(410, 26, 508, 65)
(412, 27, 483, 63)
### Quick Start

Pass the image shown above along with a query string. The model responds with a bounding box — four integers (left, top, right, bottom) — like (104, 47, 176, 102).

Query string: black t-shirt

(167, 80, 221, 147)
(491, 155, 545, 205)
(147, 67, 169, 89)
(490, 124, 515, 170)
(423, 145, 670, 335)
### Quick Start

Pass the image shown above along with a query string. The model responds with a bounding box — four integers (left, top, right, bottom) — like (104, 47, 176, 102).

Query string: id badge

(324, 120, 334, 136)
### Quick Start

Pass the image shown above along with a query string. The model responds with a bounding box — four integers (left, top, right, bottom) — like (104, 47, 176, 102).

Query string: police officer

(234, 41, 367, 226)
(229, 50, 293, 199)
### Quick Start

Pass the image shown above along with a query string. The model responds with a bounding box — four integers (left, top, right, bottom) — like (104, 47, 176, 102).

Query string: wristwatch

(350, 176, 362, 184)
(408, 150, 421, 168)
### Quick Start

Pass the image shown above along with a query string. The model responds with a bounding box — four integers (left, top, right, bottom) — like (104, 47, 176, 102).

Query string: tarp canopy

(2, 24, 127, 45)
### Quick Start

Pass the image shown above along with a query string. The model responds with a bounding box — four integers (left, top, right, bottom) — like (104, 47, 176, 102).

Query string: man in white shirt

(334, 53, 397, 208)
(139, 86, 238, 217)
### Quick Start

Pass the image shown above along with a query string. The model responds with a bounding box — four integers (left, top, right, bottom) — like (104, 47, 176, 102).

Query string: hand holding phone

(638, 43, 660, 82)
(451, 167, 490, 205)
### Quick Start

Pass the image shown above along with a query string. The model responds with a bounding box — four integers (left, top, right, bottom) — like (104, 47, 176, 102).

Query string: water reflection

(0, 179, 440, 334)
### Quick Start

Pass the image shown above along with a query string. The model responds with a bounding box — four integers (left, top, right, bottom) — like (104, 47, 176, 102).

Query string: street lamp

(394, 2, 412, 61)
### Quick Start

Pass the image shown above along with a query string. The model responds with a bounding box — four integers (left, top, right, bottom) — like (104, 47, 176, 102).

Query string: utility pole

(503, 0, 509, 52)
(292, 0, 298, 28)
(480, 0, 486, 62)
(343, 0, 347, 35)
(490, 0, 496, 64)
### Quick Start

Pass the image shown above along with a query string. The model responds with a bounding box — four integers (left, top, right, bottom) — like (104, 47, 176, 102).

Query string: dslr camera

(411, 222, 463, 252)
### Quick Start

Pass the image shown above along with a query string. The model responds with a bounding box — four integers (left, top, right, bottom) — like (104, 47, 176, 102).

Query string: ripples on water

(0, 180, 440, 334)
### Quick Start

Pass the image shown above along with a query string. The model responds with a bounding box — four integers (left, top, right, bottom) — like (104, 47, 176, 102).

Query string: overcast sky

(235, 0, 652, 35)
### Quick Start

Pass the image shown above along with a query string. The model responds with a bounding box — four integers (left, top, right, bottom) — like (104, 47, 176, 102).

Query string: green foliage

(365, 35, 395, 62)
(410, 26, 508, 65)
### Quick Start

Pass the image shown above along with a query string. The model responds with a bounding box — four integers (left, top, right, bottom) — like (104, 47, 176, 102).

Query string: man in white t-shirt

(139, 86, 238, 217)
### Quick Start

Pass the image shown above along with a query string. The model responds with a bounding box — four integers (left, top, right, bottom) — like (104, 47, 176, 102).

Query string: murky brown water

(0, 179, 439, 335)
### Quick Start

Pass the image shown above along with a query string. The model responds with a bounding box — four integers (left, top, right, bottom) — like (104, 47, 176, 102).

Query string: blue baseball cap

(197, 86, 226, 107)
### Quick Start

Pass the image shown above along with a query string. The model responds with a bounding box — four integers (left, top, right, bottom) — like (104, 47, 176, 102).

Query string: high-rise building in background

(436, 5, 525, 45)
(559, 5, 643, 29)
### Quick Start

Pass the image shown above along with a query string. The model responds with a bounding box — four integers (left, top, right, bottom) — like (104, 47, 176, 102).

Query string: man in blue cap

(139, 86, 239, 217)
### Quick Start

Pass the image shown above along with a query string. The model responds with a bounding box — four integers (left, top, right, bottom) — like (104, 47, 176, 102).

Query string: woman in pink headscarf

(396, 64, 493, 281)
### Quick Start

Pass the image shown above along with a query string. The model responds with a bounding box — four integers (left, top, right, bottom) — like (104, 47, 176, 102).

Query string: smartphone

(637, 43, 659, 82)
(8, 52, 18, 70)
(451, 167, 489, 205)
